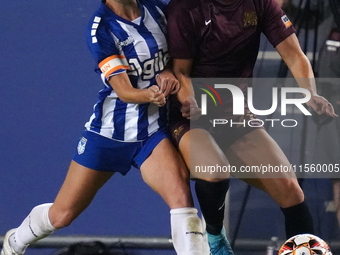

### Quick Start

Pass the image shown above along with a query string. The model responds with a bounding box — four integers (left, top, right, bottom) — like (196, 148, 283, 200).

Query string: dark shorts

(73, 128, 169, 175)
(169, 95, 264, 150)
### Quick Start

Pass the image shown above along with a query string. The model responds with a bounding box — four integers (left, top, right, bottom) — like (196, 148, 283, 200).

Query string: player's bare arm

(172, 59, 201, 120)
(108, 72, 166, 107)
(172, 58, 193, 103)
(156, 68, 180, 97)
(276, 33, 338, 117)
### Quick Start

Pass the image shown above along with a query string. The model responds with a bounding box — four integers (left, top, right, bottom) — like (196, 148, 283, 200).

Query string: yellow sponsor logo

(244, 12, 258, 27)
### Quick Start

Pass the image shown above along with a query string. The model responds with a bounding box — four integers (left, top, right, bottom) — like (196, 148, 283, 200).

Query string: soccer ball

(278, 234, 332, 255)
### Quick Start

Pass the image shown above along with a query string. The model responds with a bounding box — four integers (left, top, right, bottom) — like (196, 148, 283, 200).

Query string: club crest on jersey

(77, 137, 87, 155)
(281, 15, 292, 28)
(244, 12, 258, 27)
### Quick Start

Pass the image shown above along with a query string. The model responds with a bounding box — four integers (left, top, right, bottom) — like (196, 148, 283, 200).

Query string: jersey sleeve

(167, 0, 197, 59)
(86, 16, 130, 79)
(260, 0, 296, 48)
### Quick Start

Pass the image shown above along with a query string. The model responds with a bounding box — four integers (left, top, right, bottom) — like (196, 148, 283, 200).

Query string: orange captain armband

(99, 55, 130, 78)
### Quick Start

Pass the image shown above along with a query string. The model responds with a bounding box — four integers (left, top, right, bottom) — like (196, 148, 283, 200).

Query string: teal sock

(207, 227, 235, 255)
(207, 227, 226, 242)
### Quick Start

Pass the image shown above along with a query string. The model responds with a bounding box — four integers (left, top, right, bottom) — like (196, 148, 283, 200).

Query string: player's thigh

(140, 138, 193, 209)
(179, 128, 230, 181)
(225, 129, 292, 172)
(225, 129, 303, 207)
(50, 160, 114, 227)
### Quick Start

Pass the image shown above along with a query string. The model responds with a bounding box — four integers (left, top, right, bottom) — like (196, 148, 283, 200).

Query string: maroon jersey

(167, 0, 295, 78)
(167, 0, 296, 149)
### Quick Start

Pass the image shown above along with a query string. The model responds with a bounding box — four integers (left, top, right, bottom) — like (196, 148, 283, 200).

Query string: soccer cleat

(1, 229, 25, 255)
(207, 227, 235, 255)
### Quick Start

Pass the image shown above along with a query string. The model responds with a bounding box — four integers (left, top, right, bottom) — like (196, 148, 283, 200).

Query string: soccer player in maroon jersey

(1, 1, 207, 255)
(167, 0, 337, 254)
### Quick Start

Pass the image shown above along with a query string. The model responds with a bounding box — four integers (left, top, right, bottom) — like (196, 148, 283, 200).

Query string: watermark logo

(195, 82, 222, 115)
(193, 79, 314, 128)
(199, 84, 311, 116)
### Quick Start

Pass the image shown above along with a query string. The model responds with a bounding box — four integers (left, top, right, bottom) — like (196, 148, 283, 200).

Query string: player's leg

(332, 179, 340, 229)
(140, 138, 204, 255)
(226, 128, 314, 238)
(178, 128, 234, 255)
(2, 161, 114, 255)
(50, 161, 114, 228)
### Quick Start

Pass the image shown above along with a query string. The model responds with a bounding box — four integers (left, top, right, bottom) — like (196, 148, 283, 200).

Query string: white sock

(9, 203, 57, 253)
(170, 207, 204, 255)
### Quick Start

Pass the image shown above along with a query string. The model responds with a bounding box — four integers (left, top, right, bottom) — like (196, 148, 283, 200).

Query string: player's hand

(307, 94, 338, 117)
(181, 97, 201, 120)
(156, 70, 180, 97)
(148, 85, 166, 107)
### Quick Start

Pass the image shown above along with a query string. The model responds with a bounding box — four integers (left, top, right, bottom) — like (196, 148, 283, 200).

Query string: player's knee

(286, 179, 304, 201)
(277, 179, 304, 208)
(286, 186, 304, 206)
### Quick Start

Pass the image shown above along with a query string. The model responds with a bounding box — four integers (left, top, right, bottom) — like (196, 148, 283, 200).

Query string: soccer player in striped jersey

(167, 0, 337, 254)
(1, 1, 206, 255)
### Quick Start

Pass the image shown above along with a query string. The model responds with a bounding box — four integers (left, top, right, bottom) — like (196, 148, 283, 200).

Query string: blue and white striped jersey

(85, 0, 170, 142)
